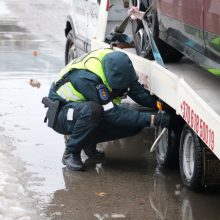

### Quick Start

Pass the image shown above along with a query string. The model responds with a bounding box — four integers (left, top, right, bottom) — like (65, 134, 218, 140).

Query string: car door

(86, 0, 100, 52)
(204, 0, 220, 63)
(158, 0, 205, 54)
(72, 0, 87, 53)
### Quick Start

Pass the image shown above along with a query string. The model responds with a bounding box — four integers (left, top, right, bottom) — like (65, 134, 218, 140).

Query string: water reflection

(44, 130, 220, 220)
(95, 163, 104, 174)
(150, 166, 220, 220)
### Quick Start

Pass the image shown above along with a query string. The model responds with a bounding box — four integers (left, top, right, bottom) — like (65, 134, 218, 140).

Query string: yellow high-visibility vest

(55, 49, 121, 104)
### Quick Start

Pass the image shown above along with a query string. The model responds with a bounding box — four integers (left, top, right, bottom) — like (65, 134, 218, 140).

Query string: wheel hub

(156, 128, 168, 162)
(136, 28, 146, 51)
(68, 42, 76, 62)
(183, 133, 195, 179)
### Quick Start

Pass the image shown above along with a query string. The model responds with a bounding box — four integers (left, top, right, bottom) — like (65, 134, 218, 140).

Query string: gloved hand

(154, 111, 171, 128)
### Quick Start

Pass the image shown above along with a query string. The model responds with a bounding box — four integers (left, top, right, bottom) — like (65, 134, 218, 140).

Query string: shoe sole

(66, 165, 85, 171)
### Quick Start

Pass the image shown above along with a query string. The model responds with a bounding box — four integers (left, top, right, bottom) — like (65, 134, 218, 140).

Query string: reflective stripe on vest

(57, 48, 112, 88)
(56, 82, 85, 102)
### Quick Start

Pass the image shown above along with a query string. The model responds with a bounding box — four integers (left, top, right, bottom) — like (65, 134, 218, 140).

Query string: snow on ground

(0, 1, 10, 15)
(60, 0, 69, 3)
(0, 2, 42, 219)
(0, 134, 44, 220)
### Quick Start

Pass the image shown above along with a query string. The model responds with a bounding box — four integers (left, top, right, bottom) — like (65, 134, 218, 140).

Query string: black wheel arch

(65, 15, 75, 37)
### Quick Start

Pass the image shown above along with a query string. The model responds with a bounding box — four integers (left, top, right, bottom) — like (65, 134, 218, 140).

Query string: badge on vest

(96, 84, 110, 104)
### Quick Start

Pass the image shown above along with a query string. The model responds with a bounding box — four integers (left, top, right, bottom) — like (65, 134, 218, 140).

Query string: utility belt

(42, 97, 61, 128)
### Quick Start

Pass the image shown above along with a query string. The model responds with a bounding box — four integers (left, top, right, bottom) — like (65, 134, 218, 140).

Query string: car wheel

(179, 125, 203, 191)
(65, 31, 77, 65)
(155, 126, 177, 168)
(131, 0, 154, 59)
(131, 0, 183, 62)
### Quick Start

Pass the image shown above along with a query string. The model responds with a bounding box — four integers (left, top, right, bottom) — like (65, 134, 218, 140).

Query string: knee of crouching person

(87, 101, 104, 123)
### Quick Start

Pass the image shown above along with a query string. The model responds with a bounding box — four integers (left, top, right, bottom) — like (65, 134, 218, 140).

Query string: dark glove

(154, 111, 171, 128)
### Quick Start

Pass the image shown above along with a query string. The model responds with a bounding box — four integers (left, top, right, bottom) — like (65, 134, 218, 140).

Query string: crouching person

(42, 48, 170, 171)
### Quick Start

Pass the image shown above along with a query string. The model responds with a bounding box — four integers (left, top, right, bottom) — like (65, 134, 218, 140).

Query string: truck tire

(179, 124, 203, 191)
(155, 126, 177, 168)
(131, 1, 183, 62)
(65, 31, 77, 65)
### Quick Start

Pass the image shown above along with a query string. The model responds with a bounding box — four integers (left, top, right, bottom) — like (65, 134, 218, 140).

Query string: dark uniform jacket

(49, 51, 157, 128)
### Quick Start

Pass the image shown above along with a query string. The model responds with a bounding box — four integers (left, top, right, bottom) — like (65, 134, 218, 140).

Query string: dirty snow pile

(0, 135, 42, 220)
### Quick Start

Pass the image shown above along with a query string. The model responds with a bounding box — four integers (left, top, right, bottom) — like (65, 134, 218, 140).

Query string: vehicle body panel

(72, 0, 87, 41)
(86, 0, 99, 51)
(204, 0, 220, 34)
(158, 0, 204, 29)
(204, 0, 220, 63)
(66, 0, 100, 54)
(156, 0, 220, 75)
(157, 0, 205, 54)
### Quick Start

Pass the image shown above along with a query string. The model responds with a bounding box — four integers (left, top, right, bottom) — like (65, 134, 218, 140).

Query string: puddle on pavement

(1, 56, 220, 220)
(0, 16, 63, 75)
(43, 156, 220, 220)
(4, 76, 220, 219)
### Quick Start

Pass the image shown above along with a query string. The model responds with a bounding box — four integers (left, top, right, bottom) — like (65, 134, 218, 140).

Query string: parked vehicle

(65, 0, 220, 191)
(64, 0, 130, 65)
(64, 0, 101, 65)
(131, 0, 220, 76)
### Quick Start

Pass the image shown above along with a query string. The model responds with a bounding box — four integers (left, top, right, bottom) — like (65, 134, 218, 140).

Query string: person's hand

(154, 111, 171, 128)
(128, 6, 145, 20)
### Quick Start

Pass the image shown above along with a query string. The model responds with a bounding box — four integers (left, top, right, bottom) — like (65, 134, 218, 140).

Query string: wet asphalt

(0, 0, 220, 219)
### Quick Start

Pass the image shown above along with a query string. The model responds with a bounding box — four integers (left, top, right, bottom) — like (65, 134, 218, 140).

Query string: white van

(64, 0, 131, 65)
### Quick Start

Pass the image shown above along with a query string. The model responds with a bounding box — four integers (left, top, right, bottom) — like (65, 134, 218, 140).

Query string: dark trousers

(54, 101, 144, 153)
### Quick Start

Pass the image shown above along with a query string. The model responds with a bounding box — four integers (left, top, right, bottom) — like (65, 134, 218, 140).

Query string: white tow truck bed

(92, 38, 220, 159)
(167, 59, 220, 115)
(91, 2, 220, 188)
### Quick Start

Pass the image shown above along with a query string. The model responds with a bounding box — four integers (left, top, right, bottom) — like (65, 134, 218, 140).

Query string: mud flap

(203, 147, 220, 186)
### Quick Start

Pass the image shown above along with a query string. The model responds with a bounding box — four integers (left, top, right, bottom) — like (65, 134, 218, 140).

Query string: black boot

(83, 145, 105, 160)
(62, 150, 84, 171)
